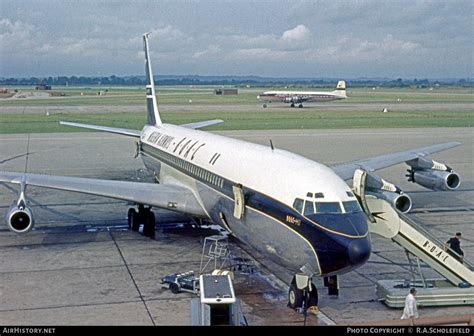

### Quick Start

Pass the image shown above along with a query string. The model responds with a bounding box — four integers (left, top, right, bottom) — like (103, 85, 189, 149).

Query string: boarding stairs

(353, 169, 474, 307)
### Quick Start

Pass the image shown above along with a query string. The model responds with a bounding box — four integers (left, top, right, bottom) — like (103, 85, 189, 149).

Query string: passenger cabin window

(343, 201, 362, 213)
(315, 202, 342, 214)
(293, 198, 304, 213)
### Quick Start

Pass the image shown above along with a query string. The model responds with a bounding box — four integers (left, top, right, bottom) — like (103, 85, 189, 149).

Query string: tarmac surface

(0, 128, 472, 325)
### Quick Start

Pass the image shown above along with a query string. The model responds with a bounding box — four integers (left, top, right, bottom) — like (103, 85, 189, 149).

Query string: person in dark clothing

(446, 232, 464, 263)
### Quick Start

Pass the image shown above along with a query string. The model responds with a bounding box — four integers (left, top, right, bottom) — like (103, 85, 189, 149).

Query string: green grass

(0, 86, 472, 133)
(0, 109, 472, 134)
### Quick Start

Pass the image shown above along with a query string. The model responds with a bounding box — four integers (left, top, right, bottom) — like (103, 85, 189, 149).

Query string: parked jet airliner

(0, 34, 461, 306)
(257, 80, 347, 108)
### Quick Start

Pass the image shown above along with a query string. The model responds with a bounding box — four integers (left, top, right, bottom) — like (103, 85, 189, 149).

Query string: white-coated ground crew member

(401, 288, 418, 319)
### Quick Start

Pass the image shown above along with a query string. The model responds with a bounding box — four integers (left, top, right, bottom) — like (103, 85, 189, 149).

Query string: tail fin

(334, 80, 346, 97)
(143, 33, 162, 127)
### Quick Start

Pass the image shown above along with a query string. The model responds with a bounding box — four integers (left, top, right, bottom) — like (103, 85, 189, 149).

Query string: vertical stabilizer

(334, 80, 347, 97)
(143, 33, 162, 126)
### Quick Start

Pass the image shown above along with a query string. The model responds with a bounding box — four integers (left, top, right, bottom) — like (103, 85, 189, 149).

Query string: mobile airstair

(354, 169, 474, 307)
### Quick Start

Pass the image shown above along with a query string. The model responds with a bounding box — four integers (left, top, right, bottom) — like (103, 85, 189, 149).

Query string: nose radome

(348, 238, 371, 266)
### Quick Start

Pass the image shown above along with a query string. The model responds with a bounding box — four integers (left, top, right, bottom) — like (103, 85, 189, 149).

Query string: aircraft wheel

(170, 283, 180, 294)
(143, 211, 156, 238)
(263, 104, 267, 108)
(290, 103, 295, 107)
(298, 104, 303, 108)
(308, 283, 318, 307)
(288, 284, 303, 309)
(128, 208, 140, 232)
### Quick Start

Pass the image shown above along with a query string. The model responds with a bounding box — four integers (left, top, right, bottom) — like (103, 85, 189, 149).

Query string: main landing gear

(288, 274, 319, 313)
(290, 103, 304, 108)
(128, 204, 156, 238)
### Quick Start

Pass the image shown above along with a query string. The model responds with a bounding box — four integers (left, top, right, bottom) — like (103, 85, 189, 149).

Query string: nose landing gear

(288, 273, 319, 317)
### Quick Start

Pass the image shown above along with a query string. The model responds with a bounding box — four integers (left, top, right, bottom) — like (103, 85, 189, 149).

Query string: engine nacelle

(6, 203, 34, 233)
(366, 190, 412, 213)
(406, 157, 461, 191)
(411, 170, 461, 191)
(364, 171, 412, 213)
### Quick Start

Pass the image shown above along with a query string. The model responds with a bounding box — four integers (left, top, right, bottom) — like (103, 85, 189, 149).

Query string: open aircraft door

(352, 169, 375, 223)
(232, 184, 245, 219)
(352, 169, 400, 238)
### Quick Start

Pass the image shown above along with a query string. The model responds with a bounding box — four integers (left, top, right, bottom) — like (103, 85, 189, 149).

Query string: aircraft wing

(0, 171, 206, 217)
(331, 142, 461, 180)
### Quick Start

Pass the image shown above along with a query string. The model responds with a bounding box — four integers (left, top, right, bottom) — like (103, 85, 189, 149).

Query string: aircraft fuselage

(139, 123, 371, 278)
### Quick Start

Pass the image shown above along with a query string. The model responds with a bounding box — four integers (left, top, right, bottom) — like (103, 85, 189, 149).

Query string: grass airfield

(0, 85, 472, 133)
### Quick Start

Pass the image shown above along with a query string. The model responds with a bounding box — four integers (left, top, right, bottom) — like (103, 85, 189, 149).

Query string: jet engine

(6, 202, 34, 233)
(406, 157, 461, 191)
(364, 171, 412, 213)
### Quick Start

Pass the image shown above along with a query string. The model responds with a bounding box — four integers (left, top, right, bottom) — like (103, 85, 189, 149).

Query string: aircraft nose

(348, 237, 371, 266)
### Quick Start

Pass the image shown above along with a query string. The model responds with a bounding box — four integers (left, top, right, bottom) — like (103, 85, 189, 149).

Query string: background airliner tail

(143, 33, 163, 127)
(334, 80, 347, 97)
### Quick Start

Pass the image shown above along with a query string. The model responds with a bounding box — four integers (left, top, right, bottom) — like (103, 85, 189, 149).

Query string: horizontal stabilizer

(180, 119, 224, 129)
(60, 121, 141, 137)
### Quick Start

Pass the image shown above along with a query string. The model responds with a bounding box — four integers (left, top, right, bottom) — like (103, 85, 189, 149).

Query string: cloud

(0, 19, 40, 53)
(281, 24, 312, 43)
(192, 44, 222, 59)
(1, 1, 471, 78)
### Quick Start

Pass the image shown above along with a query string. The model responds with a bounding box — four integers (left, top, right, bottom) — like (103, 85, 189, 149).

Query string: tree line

(0, 75, 472, 87)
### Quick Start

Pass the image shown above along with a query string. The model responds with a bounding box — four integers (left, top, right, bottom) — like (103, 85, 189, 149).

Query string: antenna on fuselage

(269, 139, 274, 151)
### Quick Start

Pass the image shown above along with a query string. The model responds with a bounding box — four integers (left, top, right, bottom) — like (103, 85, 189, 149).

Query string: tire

(127, 208, 135, 229)
(298, 104, 303, 108)
(143, 211, 156, 237)
(130, 211, 140, 232)
(308, 283, 318, 307)
(263, 104, 267, 108)
(170, 283, 180, 294)
(288, 284, 303, 309)
(128, 208, 140, 232)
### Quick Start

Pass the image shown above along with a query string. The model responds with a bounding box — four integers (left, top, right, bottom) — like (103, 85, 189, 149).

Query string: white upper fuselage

(140, 123, 354, 209)
(258, 90, 346, 103)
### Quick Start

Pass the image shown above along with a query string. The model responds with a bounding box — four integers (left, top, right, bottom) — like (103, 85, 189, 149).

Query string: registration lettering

(286, 215, 301, 226)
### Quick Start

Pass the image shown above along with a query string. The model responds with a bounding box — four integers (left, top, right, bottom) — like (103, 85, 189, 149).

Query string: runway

(0, 128, 472, 325)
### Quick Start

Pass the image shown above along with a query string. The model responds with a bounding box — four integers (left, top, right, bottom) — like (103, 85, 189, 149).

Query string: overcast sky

(1, 0, 472, 78)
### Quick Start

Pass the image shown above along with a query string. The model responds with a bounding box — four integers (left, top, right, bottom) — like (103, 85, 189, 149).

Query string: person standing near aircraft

(446, 232, 464, 263)
(401, 288, 418, 320)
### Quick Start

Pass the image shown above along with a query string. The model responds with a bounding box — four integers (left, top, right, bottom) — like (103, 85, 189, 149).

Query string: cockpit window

(343, 200, 363, 213)
(293, 198, 304, 213)
(315, 202, 342, 214)
(304, 201, 315, 215)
